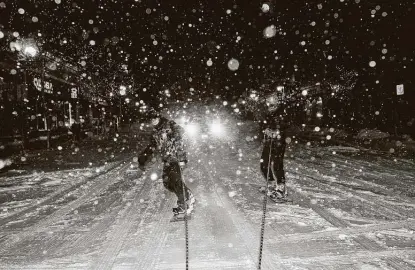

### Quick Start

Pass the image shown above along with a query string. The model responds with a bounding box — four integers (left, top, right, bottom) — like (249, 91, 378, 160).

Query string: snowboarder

(138, 109, 195, 219)
(71, 121, 82, 144)
(259, 94, 290, 203)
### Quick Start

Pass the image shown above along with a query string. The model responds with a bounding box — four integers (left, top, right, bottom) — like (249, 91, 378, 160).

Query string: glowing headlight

(209, 121, 225, 137)
(184, 123, 199, 137)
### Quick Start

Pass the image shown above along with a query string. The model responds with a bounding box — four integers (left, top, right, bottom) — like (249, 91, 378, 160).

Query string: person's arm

(263, 112, 279, 138)
(171, 121, 188, 164)
(138, 135, 157, 169)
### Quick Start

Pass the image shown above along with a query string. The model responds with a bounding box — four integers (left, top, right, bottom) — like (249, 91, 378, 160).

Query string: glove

(264, 128, 280, 138)
(179, 160, 187, 169)
(138, 155, 147, 171)
(138, 164, 146, 172)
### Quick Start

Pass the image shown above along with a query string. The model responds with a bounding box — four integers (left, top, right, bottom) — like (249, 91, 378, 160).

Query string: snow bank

(0, 158, 12, 170)
(326, 146, 360, 153)
(356, 129, 390, 140)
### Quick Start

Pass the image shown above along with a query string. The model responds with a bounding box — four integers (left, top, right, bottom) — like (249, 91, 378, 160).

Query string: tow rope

(179, 164, 190, 270)
(258, 135, 273, 269)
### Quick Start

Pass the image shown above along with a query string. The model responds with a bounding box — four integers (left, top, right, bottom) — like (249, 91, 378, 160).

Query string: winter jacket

(138, 117, 187, 167)
(260, 107, 288, 142)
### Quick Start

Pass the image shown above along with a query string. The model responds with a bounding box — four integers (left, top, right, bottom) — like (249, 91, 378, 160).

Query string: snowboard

(170, 212, 192, 222)
(170, 199, 195, 222)
(259, 186, 293, 204)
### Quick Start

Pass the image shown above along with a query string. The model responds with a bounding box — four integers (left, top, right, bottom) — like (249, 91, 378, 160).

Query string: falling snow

(227, 58, 240, 71)
(0, 1, 414, 269)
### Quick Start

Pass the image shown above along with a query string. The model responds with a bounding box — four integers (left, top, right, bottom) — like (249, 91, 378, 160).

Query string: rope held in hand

(178, 163, 189, 270)
(258, 134, 273, 269)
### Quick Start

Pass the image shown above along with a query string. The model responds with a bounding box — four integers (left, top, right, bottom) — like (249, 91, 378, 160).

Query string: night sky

(1, 0, 414, 101)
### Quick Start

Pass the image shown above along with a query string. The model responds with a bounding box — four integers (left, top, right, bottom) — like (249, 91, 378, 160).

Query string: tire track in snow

(181, 165, 256, 269)
(127, 186, 175, 269)
(0, 156, 134, 253)
(287, 152, 414, 219)
(289, 167, 413, 220)
(245, 153, 414, 268)
(201, 155, 279, 270)
(54, 169, 147, 258)
(91, 166, 175, 270)
(292, 146, 415, 198)
(286, 180, 415, 269)
(0, 159, 126, 228)
(277, 248, 415, 267)
(267, 218, 415, 244)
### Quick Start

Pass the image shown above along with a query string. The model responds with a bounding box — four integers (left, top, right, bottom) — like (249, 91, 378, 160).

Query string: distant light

(119, 85, 126, 95)
(185, 123, 199, 137)
(261, 3, 270, 13)
(23, 46, 37, 57)
(210, 121, 225, 137)
(264, 25, 277, 38)
(150, 173, 158, 180)
(227, 58, 240, 71)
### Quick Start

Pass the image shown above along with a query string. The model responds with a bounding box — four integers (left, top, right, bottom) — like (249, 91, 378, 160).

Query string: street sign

(396, 84, 404, 96)
(71, 88, 78, 98)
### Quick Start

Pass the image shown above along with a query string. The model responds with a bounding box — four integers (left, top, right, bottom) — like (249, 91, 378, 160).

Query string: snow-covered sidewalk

(293, 125, 415, 158)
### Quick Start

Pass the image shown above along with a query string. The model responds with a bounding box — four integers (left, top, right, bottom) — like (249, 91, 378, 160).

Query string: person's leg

(162, 162, 176, 194)
(260, 144, 269, 180)
(271, 137, 287, 197)
(164, 161, 189, 208)
(261, 141, 277, 190)
(272, 140, 286, 185)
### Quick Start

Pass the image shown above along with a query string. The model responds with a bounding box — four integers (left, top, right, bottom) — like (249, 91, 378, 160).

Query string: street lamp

(118, 85, 126, 127)
(23, 45, 38, 58)
(13, 40, 42, 148)
(119, 85, 127, 96)
(18, 40, 50, 148)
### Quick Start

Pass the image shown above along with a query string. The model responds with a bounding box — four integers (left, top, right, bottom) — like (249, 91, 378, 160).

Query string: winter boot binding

(173, 206, 186, 216)
(270, 183, 288, 200)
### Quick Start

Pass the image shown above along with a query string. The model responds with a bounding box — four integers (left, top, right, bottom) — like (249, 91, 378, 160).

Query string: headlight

(184, 123, 199, 137)
(209, 121, 225, 137)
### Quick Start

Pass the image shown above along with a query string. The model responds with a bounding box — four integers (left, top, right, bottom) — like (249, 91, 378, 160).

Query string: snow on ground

(0, 168, 99, 217)
(0, 110, 414, 269)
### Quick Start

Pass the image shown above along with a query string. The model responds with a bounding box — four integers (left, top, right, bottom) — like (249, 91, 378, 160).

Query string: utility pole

(41, 56, 50, 149)
(22, 69, 27, 150)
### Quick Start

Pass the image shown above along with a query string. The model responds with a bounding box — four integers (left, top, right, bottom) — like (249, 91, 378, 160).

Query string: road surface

(0, 120, 414, 269)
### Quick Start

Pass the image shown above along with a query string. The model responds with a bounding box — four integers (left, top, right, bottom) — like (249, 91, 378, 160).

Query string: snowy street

(0, 119, 414, 270)
(1, 1, 414, 269)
